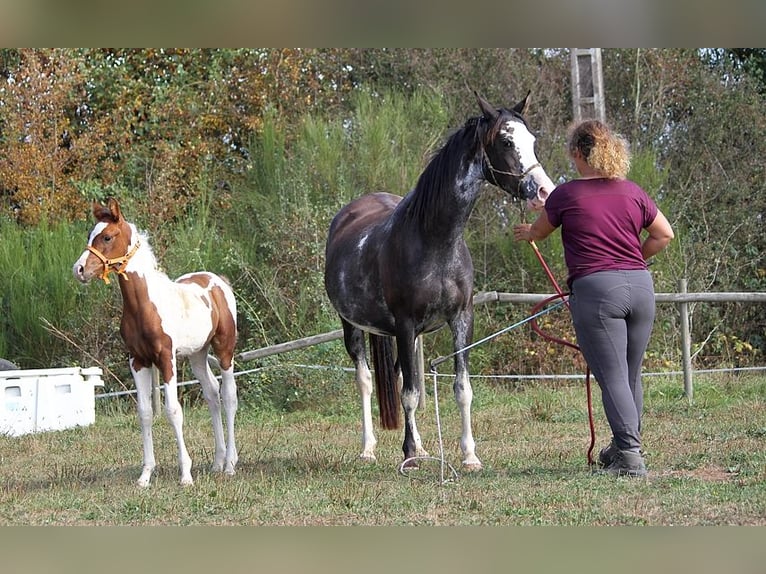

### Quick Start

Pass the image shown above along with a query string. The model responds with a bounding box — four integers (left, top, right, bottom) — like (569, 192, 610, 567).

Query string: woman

(513, 120, 674, 477)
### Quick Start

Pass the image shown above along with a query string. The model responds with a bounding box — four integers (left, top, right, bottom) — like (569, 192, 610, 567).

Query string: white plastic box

(0, 367, 104, 436)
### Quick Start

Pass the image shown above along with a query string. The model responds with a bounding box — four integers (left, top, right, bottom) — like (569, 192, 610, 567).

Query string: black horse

(324, 92, 554, 470)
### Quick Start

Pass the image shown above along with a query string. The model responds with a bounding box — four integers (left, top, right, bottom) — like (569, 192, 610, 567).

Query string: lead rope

(526, 239, 596, 467)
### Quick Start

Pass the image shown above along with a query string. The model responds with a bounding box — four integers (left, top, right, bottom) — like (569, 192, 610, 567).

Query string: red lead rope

(527, 241, 596, 467)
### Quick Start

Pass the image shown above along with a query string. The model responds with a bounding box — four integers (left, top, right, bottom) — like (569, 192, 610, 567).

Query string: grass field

(0, 372, 763, 526)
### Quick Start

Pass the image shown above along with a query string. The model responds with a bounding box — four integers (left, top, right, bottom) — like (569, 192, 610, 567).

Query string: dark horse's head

(476, 91, 553, 211)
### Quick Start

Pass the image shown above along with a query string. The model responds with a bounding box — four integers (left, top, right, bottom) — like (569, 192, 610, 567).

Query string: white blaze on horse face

(73, 221, 108, 281)
(501, 119, 537, 173)
(87, 221, 108, 246)
(501, 119, 553, 211)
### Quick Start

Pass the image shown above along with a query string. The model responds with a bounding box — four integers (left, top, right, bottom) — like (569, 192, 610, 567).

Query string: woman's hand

(512, 223, 533, 242)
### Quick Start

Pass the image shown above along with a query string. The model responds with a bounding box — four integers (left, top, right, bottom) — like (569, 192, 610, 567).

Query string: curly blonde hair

(567, 120, 631, 179)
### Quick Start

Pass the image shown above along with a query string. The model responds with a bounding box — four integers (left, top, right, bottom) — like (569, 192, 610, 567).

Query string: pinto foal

(73, 198, 238, 487)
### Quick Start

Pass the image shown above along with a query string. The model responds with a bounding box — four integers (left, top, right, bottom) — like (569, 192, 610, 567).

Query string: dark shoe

(598, 439, 619, 468)
(603, 449, 647, 477)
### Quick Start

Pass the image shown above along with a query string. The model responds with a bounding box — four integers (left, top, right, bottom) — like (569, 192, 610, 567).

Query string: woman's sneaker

(603, 449, 647, 477)
(598, 439, 619, 467)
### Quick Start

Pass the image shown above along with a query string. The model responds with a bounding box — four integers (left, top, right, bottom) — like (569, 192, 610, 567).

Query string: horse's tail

(369, 334, 401, 430)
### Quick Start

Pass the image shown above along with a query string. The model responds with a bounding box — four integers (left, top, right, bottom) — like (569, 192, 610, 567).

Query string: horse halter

(86, 240, 141, 285)
(481, 145, 541, 190)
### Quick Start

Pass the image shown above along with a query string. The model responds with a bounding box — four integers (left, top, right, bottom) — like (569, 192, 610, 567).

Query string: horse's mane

(402, 116, 483, 231)
(128, 224, 165, 277)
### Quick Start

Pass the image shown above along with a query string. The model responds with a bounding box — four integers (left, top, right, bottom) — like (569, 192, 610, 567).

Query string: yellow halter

(87, 240, 141, 285)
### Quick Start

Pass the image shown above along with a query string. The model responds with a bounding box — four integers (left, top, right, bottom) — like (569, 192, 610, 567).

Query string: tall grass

(0, 218, 116, 368)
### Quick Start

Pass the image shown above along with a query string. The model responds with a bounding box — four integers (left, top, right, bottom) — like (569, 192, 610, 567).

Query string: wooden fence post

(678, 278, 693, 401)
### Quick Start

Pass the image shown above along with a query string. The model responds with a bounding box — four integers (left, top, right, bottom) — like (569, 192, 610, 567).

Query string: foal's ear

(512, 90, 531, 116)
(475, 91, 498, 121)
(92, 198, 122, 223)
(107, 198, 122, 222)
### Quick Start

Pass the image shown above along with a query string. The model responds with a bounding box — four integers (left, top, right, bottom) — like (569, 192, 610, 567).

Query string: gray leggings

(569, 270, 655, 451)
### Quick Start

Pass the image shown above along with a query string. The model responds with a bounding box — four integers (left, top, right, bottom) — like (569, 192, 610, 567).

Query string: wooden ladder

(570, 48, 605, 122)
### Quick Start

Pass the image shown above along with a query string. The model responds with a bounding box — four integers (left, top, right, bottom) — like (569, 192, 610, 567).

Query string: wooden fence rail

(235, 285, 766, 400)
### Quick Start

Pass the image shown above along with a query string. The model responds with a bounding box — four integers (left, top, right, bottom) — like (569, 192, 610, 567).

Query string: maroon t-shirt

(544, 178, 658, 288)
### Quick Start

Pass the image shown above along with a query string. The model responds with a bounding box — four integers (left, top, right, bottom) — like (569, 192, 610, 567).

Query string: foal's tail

(369, 334, 401, 430)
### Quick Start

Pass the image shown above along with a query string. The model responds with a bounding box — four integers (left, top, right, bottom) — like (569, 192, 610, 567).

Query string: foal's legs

(189, 350, 238, 476)
(342, 320, 377, 461)
(132, 359, 156, 487)
(450, 308, 481, 470)
(160, 355, 194, 485)
(220, 364, 239, 474)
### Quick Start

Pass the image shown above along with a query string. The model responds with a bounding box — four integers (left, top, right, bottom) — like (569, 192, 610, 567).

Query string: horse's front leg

(132, 360, 156, 488)
(397, 329, 428, 468)
(451, 309, 482, 470)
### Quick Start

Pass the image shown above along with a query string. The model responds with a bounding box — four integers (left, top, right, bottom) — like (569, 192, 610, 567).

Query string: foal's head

(476, 92, 554, 211)
(73, 198, 140, 284)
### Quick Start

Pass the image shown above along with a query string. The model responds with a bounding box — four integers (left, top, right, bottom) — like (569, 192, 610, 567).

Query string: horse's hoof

(180, 477, 194, 487)
(462, 461, 483, 472)
(137, 471, 152, 488)
(402, 457, 420, 470)
(359, 453, 377, 463)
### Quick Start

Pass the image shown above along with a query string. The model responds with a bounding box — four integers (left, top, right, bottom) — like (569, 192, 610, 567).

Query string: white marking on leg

(455, 369, 481, 469)
(163, 369, 193, 486)
(402, 388, 428, 457)
(356, 358, 377, 461)
(221, 365, 238, 475)
(191, 353, 227, 474)
(133, 363, 156, 488)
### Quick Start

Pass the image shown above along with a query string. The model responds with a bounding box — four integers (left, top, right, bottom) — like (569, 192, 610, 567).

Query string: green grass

(0, 373, 763, 525)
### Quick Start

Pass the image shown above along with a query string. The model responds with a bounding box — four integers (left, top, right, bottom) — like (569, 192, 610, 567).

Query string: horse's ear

(107, 198, 123, 222)
(475, 91, 498, 121)
(512, 90, 531, 116)
(92, 198, 121, 223)
(92, 200, 109, 221)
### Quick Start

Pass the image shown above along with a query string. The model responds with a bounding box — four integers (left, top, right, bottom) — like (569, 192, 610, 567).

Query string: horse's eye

(503, 139, 514, 148)
(103, 235, 112, 243)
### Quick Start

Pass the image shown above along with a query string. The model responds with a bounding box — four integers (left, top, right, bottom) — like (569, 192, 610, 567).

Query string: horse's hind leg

(219, 362, 238, 475)
(132, 360, 156, 487)
(451, 309, 482, 470)
(342, 319, 377, 461)
(189, 351, 237, 475)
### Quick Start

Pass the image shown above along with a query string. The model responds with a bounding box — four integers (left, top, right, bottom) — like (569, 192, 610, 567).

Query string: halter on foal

(324, 92, 554, 470)
(73, 198, 238, 487)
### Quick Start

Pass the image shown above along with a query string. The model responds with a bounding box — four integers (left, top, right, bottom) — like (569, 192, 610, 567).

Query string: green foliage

(227, 88, 449, 341)
(0, 49, 764, 411)
(0, 218, 118, 368)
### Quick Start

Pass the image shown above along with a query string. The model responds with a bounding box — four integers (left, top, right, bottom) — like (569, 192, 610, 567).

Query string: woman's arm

(642, 209, 674, 259)
(512, 210, 557, 243)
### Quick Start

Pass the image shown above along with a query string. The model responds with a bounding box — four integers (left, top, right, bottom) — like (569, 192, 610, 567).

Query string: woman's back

(545, 177, 657, 286)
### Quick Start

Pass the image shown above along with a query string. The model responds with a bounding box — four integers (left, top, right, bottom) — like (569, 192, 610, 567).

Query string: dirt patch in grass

(655, 465, 737, 482)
